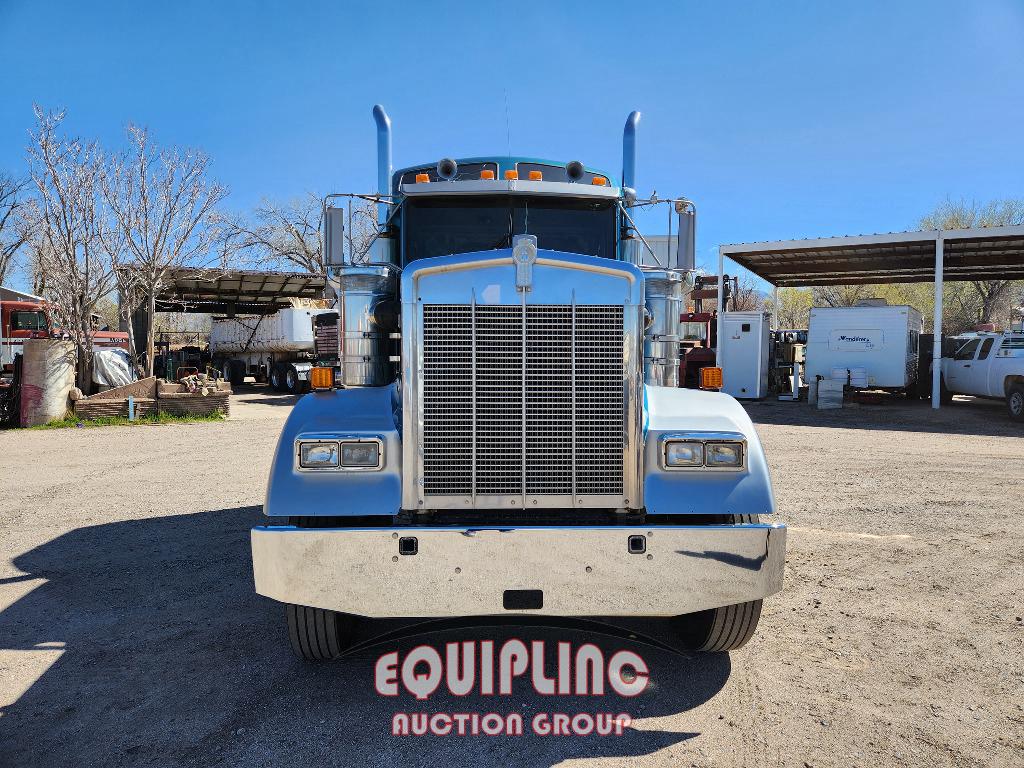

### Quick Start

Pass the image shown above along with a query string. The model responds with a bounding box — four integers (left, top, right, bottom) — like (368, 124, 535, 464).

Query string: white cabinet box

(720, 311, 770, 399)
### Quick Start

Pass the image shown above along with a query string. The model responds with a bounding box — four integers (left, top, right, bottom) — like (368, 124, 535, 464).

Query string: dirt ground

(1, 387, 1021, 767)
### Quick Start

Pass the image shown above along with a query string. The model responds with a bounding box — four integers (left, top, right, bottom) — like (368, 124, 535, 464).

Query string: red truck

(1, 297, 129, 377)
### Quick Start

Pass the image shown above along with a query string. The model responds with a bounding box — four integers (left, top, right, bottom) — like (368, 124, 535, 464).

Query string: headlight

(299, 441, 340, 468)
(341, 440, 380, 468)
(705, 441, 743, 468)
(664, 440, 704, 467)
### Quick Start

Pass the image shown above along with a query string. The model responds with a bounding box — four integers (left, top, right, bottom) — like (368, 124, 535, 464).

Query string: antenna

(503, 89, 511, 157)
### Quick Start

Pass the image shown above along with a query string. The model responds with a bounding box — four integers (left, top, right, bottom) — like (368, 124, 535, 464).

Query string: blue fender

(264, 384, 402, 518)
(642, 385, 776, 516)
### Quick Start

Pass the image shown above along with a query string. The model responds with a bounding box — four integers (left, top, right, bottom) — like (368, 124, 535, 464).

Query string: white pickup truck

(941, 331, 1024, 420)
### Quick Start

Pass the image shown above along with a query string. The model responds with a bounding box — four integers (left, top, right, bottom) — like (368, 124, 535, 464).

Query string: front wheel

(286, 604, 358, 661)
(1008, 384, 1024, 421)
(676, 599, 764, 652)
(674, 513, 764, 652)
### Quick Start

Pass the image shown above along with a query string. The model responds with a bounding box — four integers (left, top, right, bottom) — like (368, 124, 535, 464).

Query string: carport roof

(154, 268, 326, 313)
(720, 225, 1024, 287)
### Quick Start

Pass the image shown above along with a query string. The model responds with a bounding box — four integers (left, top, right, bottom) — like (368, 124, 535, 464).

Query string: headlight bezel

(295, 435, 384, 472)
(659, 432, 747, 472)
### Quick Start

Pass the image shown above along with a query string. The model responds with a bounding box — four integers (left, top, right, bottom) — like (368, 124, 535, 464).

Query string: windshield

(401, 195, 617, 264)
(10, 310, 48, 331)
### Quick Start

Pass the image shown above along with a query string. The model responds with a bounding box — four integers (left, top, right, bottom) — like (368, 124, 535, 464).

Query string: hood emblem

(513, 235, 538, 292)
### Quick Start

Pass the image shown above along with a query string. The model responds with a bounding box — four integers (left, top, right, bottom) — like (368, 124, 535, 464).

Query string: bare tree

(729, 274, 766, 312)
(0, 172, 34, 285)
(919, 198, 1024, 328)
(27, 107, 118, 389)
(223, 194, 380, 275)
(102, 124, 227, 375)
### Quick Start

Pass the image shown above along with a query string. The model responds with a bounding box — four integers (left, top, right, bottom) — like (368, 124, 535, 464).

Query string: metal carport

(717, 225, 1024, 408)
(153, 268, 326, 315)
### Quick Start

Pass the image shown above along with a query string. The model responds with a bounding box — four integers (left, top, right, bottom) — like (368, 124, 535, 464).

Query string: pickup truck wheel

(675, 513, 763, 652)
(286, 604, 356, 661)
(1008, 384, 1024, 421)
(940, 375, 953, 404)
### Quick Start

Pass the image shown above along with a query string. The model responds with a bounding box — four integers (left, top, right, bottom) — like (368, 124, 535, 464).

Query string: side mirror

(324, 207, 346, 267)
(675, 205, 696, 271)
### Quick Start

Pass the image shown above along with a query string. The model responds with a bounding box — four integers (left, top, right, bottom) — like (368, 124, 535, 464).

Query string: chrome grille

(421, 303, 625, 501)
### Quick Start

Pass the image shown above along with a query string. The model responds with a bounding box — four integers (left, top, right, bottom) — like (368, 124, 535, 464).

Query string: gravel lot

(1, 388, 1021, 767)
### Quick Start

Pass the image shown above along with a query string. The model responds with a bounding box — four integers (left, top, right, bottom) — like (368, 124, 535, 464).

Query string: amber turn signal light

(528, 170, 543, 180)
(480, 169, 495, 180)
(504, 170, 518, 180)
(592, 176, 608, 186)
(700, 366, 723, 391)
(310, 366, 334, 391)
(415, 173, 430, 183)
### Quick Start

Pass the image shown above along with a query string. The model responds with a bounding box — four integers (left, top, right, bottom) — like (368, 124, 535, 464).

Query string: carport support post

(771, 285, 779, 329)
(716, 247, 725, 366)
(931, 232, 944, 409)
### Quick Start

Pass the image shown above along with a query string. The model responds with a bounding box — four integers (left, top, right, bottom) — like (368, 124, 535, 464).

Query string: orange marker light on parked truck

(310, 367, 334, 390)
(528, 170, 543, 180)
(700, 367, 723, 391)
(480, 169, 495, 180)
(592, 176, 608, 186)
(504, 170, 518, 180)
(415, 173, 430, 183)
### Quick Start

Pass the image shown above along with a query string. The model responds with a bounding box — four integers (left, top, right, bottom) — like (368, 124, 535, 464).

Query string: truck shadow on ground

(745, 396, 1020, 438)
(0, 506, 729, 767)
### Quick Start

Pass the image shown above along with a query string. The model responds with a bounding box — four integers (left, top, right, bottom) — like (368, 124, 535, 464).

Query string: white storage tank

(806, 304, 923, 390)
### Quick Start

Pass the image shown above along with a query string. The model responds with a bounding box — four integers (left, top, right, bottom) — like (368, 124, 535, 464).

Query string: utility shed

(717, 225, 1024, 408)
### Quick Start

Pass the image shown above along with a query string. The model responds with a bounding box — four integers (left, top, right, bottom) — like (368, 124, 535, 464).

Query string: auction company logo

(376, 639, 649, 737)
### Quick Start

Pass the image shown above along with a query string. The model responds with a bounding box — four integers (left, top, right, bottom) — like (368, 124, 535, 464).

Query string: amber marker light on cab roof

(592, 176, 608, 186)
(528, 170, 543, 180)
(480, 169, 495, 180)
(415, 173, 430, 183)
(504, 170, 519, 180)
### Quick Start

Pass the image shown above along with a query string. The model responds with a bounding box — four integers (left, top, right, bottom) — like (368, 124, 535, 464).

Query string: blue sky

(1, 0, 1022, 276)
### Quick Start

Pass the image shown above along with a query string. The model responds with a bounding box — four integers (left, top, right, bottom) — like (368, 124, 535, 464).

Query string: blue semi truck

(250, 106, 786, 660)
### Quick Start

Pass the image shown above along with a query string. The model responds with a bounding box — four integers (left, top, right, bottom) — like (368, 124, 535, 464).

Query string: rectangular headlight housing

(341, 440, 381, 468)
(664, 440, 704, 467)
(299, 441, 340, 468)
(705, 441, 744, 468)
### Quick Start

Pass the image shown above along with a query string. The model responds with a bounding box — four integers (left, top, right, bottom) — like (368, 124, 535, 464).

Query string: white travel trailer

(806, 304, 923, 391)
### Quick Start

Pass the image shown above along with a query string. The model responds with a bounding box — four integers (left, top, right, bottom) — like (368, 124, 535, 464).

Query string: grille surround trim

(400, 251, 644, 512)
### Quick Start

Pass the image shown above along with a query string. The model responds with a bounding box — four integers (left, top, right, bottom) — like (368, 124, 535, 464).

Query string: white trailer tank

(806, 304, 923, 389)
(210, 308, 318, 354)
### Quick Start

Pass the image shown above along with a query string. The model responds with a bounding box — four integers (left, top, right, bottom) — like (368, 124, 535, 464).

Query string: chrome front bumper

(251, 523, 786, 618)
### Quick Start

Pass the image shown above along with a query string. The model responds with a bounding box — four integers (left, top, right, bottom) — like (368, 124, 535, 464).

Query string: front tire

(286, 604, 357, 661)
(674, 513, 764, 652)
(1008, 384, 1024, 421)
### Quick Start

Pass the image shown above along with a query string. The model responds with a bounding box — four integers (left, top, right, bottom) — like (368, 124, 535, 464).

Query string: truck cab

(1, 300, 50, 372)
(251, 108, 787, 660)
(943, 331, 1024, 420)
